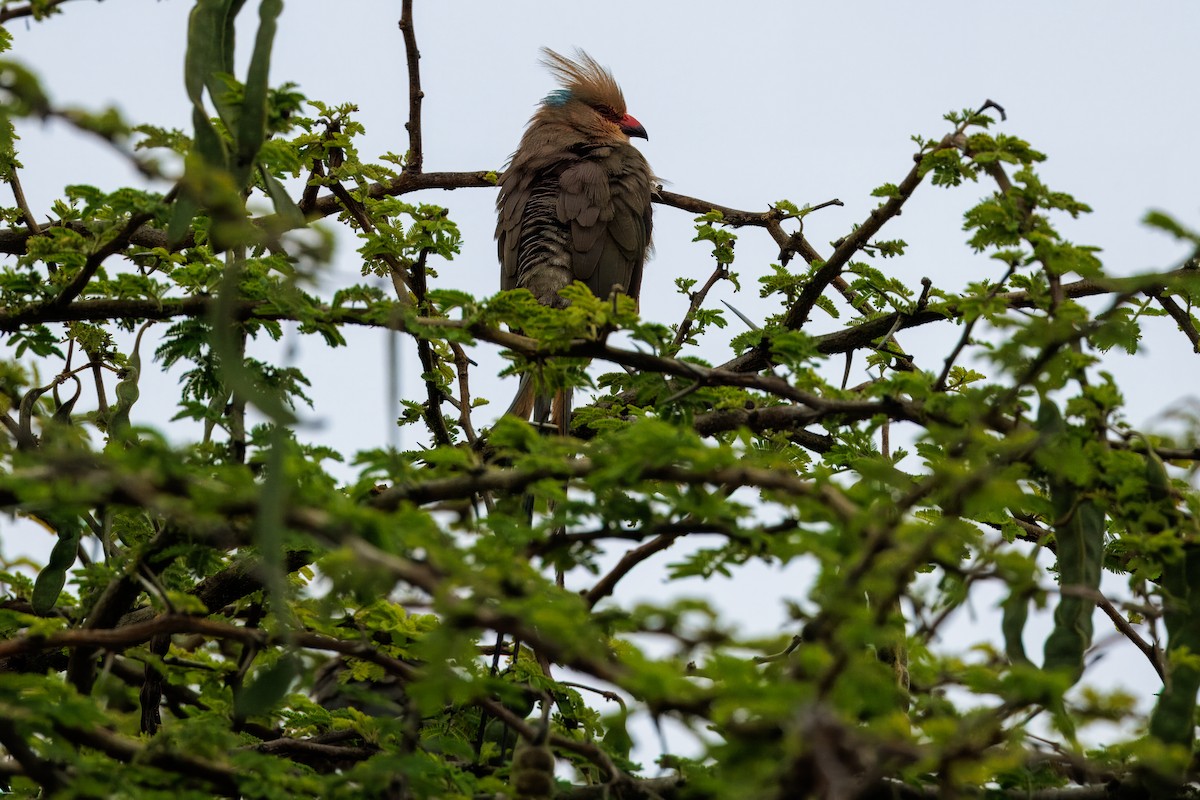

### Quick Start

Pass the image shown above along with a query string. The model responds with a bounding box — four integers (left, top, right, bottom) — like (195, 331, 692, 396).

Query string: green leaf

(167, 192, 199, 246)
(1038, 399, 1104, 685)
(1149, 546, 1200, 749)
(235, 654, 301, 718)
(1040, 496, 1104, 677)
(183, 0, 234, 169)
(259, 165, 304, 228)
(1001, 589, 1030, 665)
(235, 0, 283, 184)
(31, 515, 82, 614)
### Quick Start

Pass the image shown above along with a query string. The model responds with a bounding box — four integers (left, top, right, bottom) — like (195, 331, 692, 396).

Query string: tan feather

(540, 48, 626, 114)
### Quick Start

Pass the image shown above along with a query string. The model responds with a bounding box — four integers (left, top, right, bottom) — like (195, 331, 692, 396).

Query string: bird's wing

(497, 143, 652, 304)
(497, 166, 537, 290)
(557, 144, 652, 301)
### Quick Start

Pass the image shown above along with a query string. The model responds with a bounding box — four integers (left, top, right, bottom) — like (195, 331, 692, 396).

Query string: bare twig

(327, 179, 414, 300)
(777, 139, 947, 332)
(7, 165, 42, 236)
(672, 263, 728, 350)
(720, 110, 997, 377)
(409, 248, 453, 446)
(398, 0, 424, 173)
(449, 341, 480, 445)
(586, 531, 684, 607)
(1147, 289, 1200, 353)
(249, 736, 376, 764)
(934, 263, 1017, 392)
(1060, 585, 1164, 680)
(690, 404, 832, 452)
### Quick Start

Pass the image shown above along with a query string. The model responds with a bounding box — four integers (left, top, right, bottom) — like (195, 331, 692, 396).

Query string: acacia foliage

(2, 3, 1200, 799)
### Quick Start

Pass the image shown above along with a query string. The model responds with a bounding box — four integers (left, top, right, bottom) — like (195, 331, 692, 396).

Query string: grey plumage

(496, 49, 654, 425)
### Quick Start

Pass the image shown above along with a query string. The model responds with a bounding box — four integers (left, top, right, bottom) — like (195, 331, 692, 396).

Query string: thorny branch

(934, 262, 1018, 391)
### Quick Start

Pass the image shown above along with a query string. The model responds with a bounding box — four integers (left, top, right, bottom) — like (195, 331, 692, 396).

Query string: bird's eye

(593, 104, 619, 121)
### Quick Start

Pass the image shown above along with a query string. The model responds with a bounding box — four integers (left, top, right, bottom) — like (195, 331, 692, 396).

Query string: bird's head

(535, 48, 648, 143)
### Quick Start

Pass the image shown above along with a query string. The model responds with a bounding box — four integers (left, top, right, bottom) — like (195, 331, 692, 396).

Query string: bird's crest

(539, 48, 626, 114)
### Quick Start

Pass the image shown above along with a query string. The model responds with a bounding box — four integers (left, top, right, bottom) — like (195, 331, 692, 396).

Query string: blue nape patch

(542, 89, 572, 107)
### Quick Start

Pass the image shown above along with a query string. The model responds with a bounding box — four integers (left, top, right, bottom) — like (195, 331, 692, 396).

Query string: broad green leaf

(1001, 589, 1030, 665)
(235, 654, 301, 718)
(235, 0, 283, 185)
(1038, 400, 1105, 685)
(31, 515, 82, 614)
(1149, 547, 1200, 749)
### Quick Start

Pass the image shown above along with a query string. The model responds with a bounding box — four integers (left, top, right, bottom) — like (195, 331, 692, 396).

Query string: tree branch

(40, 210, 156, 313)
(7, 165, 42, 236)
(585, 531, 683, 607)
(1147, 288, 1200, 353)
(0, 0, 76, 23)
(398, 0, 423, 174)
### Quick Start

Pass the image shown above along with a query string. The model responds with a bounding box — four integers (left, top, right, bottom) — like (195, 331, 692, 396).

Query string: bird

(496, 48, 654, 433)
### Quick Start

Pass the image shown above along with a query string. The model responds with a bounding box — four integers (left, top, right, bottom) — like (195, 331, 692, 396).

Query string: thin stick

(398, 0, 424, 174)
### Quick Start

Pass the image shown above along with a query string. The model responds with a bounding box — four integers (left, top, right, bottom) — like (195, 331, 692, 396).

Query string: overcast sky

(6, 0, 1200, 751)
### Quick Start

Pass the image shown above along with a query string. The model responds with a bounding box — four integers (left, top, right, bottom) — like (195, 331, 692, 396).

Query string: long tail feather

(507, 374, 572, 437)
(550, 388, 571, 437)
(506, 373, 537, 421)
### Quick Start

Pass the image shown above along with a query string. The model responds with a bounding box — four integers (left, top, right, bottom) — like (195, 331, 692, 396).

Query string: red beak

(619, 113, 648, 140)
